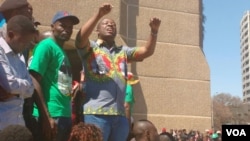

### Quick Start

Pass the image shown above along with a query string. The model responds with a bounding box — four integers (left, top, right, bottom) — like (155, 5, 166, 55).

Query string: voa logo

(226, 129, 246, 136)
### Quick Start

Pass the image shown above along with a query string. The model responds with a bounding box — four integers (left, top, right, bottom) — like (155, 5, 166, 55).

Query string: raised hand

(98, 3, 113, 17)
(149, 17, 161, 34)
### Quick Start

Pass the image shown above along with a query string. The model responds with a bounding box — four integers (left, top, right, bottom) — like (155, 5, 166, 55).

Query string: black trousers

(23, 97, 42, 141)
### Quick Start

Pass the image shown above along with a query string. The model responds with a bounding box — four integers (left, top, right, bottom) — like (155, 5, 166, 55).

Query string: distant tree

(212, 93, 250, 129)
(228, 98, 250, 124)
(213, 93, 236, 106)
(212, 93, 232, 130)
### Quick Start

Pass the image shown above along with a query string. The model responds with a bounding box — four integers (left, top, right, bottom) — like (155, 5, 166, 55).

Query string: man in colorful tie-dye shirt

(75, 3, 161, 141)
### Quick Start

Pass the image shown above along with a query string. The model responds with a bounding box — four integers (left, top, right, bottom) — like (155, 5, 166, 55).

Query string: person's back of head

(159, 132, 175, 141)
(35, 30, 52, 43)
(0, 0, 32, 21)
(7, 15, 36, 34)
(132, 119, 159, 141)
(0, 124, 33, 141)
(68, 122, 103, 141)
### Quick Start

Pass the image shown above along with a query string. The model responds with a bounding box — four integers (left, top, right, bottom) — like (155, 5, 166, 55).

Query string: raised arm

(133, 17, 161, 61)
(77, 3, 113, 48)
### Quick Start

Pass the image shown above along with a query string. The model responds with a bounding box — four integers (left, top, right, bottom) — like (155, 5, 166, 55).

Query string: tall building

(1, 0, 211, 131)
(241, 11, 250, 103)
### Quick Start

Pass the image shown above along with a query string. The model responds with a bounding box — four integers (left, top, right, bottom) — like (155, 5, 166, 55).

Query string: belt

(0, 94, 20, 102)
(14, 94, 20, 98)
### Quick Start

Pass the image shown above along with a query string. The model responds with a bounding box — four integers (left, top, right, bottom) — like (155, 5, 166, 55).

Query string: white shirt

(0, 37, 34, 130)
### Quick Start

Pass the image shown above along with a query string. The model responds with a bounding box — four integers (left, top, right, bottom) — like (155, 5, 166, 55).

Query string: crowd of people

(0, 0, 162, 141)
(158, 128, 222, 141)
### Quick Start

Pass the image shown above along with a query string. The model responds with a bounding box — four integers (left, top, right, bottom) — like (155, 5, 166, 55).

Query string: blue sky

(203, 0, 250, 98)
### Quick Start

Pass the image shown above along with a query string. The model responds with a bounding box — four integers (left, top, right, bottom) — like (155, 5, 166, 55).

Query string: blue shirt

(0, 13, 6, 27)
(0, 13, 6, 38)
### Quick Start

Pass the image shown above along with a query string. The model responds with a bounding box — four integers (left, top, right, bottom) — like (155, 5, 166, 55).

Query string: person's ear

(50, 23, 56, 33)
(7, 31, 15, 39)
(96, 28, 100, 37)
(51, 24, 54, 29)
(145, 130, 151, 140)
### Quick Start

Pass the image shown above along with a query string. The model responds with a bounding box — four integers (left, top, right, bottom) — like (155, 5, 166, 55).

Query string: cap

(216, 130, 221, 134)
(0, 0, 28, 12)
(127, 72, 139, 85)
(209, 129, 213, 134)
(212, 133, 218, 139)
(162, 128, 167, 133)
(52, 11, 79, 25)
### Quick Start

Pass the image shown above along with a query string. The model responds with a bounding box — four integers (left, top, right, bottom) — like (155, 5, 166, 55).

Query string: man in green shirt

(29, 11, 79, 141)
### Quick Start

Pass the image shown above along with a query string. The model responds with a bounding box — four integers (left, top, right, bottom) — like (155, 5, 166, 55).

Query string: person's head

(216, 130, 221, 136)
(6, 15, 37, 54)
(132, 119, 159, 141)
(211, 132, 219, 141)
(127, 72, 139, 85)
(159, 132, 175, 141)
(0, 0, 32, 21)
(68, 122, 103, 141)
(0, 124, 33, 141)
(161, 128, 167, 133)
(51, 11, 79, 43)
(96, 18, 117, 43)
(169, 129, 173, 134)
(208, 129, 213, 135)
(38, 30, 53, 42)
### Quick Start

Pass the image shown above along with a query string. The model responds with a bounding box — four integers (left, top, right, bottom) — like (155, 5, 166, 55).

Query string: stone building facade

(2, 0, 211, 131)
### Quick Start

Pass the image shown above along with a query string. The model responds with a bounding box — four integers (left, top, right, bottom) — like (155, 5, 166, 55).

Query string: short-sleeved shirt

(29, 38, 72, 117)
(77, 39, 139, 116)
(125, 84, 135, 115)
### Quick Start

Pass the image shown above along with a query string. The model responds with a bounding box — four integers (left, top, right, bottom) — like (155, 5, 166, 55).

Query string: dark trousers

(23, 97, 41, 141)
